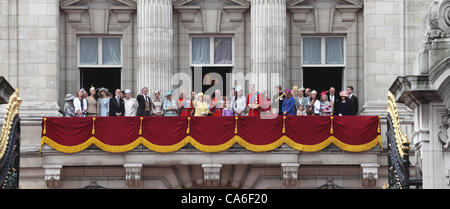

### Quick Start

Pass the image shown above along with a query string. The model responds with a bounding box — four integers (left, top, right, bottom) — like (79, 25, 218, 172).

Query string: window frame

(301, 36, 346, 67)
(189, 35, 234, 67)
(77, 36, 123, 68)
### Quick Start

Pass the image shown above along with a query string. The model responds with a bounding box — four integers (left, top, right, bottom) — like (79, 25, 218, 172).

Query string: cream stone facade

(1, 0, 445, 189)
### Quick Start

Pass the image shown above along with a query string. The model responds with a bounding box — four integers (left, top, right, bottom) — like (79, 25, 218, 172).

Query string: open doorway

(302, 67, 343, 93)
(80, 68, 121, 92)
(191, 67, 232, 97)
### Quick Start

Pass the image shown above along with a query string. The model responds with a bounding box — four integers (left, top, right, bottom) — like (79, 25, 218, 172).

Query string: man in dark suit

(346, 86, 358, 115)
(136, 87, 152, 116)
(327, 87, 339, 115)
(272, 85, 285, 116)
(109, 89, 125, 116)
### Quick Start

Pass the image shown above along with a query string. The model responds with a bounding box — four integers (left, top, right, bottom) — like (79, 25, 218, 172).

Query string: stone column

(137, 0, 173, 94)
(250, 0, 286, 93)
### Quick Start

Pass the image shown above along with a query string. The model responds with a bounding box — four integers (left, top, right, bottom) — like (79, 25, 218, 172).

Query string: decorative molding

(202, 164, 222, 186)
(361, 162, 379, 187)
(281, 163, 299, 187)
(124, 163, 142, 188)
(44, 165, 62, 189)
(438, 110, 450, 150)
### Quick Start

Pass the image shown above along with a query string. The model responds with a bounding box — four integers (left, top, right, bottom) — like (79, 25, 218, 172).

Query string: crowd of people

(62, 85, 359, 118)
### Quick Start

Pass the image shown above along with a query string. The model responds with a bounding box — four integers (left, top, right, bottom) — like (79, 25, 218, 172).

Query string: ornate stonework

(201, 164, 222, 187)
(361, 162, 379, 187)
(124, 163, 142, 187)
(281, 163, 299, 187)
(43, 165, 62, 189)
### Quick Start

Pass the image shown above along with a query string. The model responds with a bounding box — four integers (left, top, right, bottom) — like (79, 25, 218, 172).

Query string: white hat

(124, 89, 131, 94)
(235, 85, 242, 92)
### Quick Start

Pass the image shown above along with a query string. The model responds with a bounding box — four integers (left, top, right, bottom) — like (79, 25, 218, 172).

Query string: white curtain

(326, 37, 344, 64)
(102, 38, 121, 65)
(214, 37, 232, 64)
(303, 37, 322, 65)
(80, 38, 98, 65)
(192, 37, 210, 64)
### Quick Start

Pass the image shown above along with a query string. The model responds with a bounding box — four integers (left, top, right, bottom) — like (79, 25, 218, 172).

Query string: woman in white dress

(231, 85, 247, 116)
(74, 88, 88, 117)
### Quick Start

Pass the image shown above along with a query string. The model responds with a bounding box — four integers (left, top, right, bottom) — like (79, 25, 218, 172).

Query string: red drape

(41, 116, 381, 153)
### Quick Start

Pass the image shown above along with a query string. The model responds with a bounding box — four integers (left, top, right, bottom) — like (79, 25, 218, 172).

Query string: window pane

(326, 37, 344, 64)
(303, 37, 322, 65)
(102, 38, 121, 65)
(80, 38, 98, 65)
(192, 37, 210, 64)
(214, 37, 232, 64)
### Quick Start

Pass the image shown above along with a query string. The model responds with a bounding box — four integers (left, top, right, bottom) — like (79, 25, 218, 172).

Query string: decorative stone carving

(424, 0, 450, 41)
(281, 163, 299, 186)
(202, 164, 222, 186)
(124, 163, 142, 187)
(361, 163, 379, 187)
(438, 114, 450, 150)
(43, 165, 62, 189)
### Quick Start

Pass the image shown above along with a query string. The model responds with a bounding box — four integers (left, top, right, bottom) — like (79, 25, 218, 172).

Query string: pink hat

(339, 91, 348, 97)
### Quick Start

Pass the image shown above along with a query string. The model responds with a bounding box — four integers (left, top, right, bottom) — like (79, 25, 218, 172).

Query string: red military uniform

(246, 92, 262, 117)
(211, 98, 224, 117)
(179, 98, 193, 117)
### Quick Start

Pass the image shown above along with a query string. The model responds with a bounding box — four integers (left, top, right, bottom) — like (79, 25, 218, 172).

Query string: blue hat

(166, 90, 173, 97)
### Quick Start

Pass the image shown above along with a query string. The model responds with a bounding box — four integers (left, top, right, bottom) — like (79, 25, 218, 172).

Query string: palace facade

(1, 0, 449, 189)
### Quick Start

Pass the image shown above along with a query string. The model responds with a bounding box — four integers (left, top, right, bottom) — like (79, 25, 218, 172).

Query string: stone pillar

(250, 0, 286, 93)
(0, 0, 61, 119)
(137, 0, 173, 94)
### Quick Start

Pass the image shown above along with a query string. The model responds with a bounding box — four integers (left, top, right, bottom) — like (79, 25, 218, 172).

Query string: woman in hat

(232, 86, 246, 116)
(163, 90, 178, 116)
(306, 90, 320, 116)
(291, 86, 300, 114)
(335, 91, 352, 116)
(124, 89, 138, 116)
(319, 90, 332, 116)
(86, 87, 98, 116)
(97, 88, 110, 117)
(194, 92, 210, 116)
(63, 93, 76, 117)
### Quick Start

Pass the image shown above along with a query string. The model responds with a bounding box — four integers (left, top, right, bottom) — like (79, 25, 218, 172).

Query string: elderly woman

(124, 89, 138, 116)
(194, 92, 210, 116)
(152, 90, 163, 116)
(319, 91, 332, 116)
(86, 87, 98, 116)
(307, 90, 321, 115)
(63, 93, 76, 117)
(97, 88, 109, 116)
(231, 86, 246, 116)
(74, 88, 87, 117)
(163, 90, 177, 116)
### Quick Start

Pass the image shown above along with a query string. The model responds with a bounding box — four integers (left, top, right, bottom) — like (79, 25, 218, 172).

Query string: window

(302, 36, 345, 66)
(78, 37, 122, 67)
(191, 36, 233, 66)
